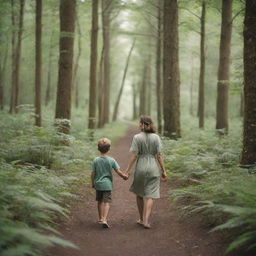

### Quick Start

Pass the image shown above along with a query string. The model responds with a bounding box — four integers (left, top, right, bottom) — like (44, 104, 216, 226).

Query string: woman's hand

(161, 171, 167, 182)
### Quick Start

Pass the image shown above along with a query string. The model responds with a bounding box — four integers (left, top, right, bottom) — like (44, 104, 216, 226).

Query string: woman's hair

(98, 138, 111, 153)
(140, 115, 156, 133)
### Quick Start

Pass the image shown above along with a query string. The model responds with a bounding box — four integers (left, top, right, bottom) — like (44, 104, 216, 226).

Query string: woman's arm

(125, 152, 138, 177)
(156, 152, 167, 180)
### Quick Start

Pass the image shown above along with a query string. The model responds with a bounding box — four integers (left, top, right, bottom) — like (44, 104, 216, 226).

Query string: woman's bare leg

(136, 196, 144, 221)
(143, 198, 154, 227)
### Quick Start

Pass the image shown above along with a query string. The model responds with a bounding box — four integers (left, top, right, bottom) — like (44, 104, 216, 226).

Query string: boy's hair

(98, 138, 111, 153)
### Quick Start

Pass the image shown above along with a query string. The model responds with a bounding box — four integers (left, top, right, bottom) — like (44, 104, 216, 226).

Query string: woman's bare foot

(143, 223, 151, 229)
(102, 221, 110, 228)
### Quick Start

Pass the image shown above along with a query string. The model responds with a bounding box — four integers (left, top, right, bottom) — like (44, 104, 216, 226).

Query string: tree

(156, 0, 163, 133)
(216, 0, 233, 134)
(163, 0, 181, 139)
(72, 15, 82, 109)
(88, 0, 98, 129)
(112, 39, 136, 121)
(35, 0, 42, 126)
(198, 0, 206, 129)
(45, 31, 54, 106)
(101, 0, 112, 125)
(241, 0, 256, 165)
(139, 63, 147, 116)
(55, 0, 76, 122)
(10, 0, 25, 113)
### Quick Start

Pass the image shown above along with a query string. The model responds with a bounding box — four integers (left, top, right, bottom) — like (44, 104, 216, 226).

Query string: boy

(91, 138, 127, 228)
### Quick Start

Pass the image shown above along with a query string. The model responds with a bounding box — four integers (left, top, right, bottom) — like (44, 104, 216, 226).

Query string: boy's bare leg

(143, 198, 154, 227)
(97, 201, 104, 221)
(102, 202, 110, 222)
(136, 196, 144, 222)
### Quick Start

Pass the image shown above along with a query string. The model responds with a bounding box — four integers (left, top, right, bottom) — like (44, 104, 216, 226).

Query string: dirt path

(49, 126, 231, 256)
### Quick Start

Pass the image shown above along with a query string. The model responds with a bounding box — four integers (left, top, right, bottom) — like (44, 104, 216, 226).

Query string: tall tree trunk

(98, 46, 104, 128)
(156, 0, 163, 133)
(45, 31, 54, 106)
(88, 0, 98, 129)
(198, 0, 206, 129)
(9, 0, 17, 113)
(55, 0, 76, 122)
(241, 0, 256, 165)
(13, 0, 25, 113)
(139, 64, 147, 116)
(216, 0, 233, 134)
(102, 0, 112, 125)
(163, 0, 181, 139)
(35, 0, 42, 126)
(72, 13, 82, 108)
(112, 39, 136, 122)
(132, 82, 137, 120)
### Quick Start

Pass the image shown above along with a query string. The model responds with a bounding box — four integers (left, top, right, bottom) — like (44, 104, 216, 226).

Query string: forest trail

(49, 126, 228, 256)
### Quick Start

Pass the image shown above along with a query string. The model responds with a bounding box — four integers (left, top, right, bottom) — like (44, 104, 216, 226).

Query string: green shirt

(92, 156, 120, 191)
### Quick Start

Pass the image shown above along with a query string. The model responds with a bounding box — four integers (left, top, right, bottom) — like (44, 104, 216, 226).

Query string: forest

(0, 0, 256, 255)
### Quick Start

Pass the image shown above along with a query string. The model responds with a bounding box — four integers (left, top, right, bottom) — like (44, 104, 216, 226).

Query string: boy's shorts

(96, 190, 112, 203)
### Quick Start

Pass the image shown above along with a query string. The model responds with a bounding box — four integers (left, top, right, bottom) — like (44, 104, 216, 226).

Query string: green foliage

(0, 110, 127, 256)
(165, 117, 256, 253)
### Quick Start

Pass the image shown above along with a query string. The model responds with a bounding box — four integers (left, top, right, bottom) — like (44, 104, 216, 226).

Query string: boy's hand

(122, 173, 129, 180)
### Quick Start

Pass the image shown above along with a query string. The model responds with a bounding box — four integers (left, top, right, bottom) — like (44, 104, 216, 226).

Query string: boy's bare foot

(136, 220, 144, 226)
(102, 221, 110, 228)
(98, 220, 103, 224)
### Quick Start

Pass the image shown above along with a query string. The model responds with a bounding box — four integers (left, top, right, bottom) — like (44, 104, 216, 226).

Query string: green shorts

(96, 190, 112, 203)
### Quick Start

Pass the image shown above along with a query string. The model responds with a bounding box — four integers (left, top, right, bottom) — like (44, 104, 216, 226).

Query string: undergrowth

(164, 117, 256, 254)
(0, 108, 127, 256)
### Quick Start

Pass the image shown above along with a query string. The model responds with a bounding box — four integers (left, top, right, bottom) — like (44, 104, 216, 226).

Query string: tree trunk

(156, 0, 163, 133)
(216, 0, 233, 134)
(72, 13, 82, 108)
(198, 0, 206, 129)
(132, 82, 137, 120)
(55, 0, 76, 122)
(13, 0, 25, 113)
(88, 0, 98, 129)
(35, 0, 42, 126)
(163, 0, 181, 139)
(102, 0, 112, 125)
(146, 54, 151, 116)
(241, 0, 256, 165)
(139, 64, 147, 116)
(112, 39, 136, 122)
(98, 46, 104, 128)
(45, 31, 54, 106)
(9, 0, 17, 113)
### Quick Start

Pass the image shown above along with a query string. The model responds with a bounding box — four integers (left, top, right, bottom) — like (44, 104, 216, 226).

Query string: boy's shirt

(92, 156, 120, 191)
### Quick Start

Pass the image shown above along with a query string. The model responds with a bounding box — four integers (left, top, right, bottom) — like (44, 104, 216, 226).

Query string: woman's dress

(130, 132, 162, 198)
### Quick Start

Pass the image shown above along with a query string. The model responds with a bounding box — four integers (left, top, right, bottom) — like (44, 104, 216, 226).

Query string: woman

(126, 116, 167, 229)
